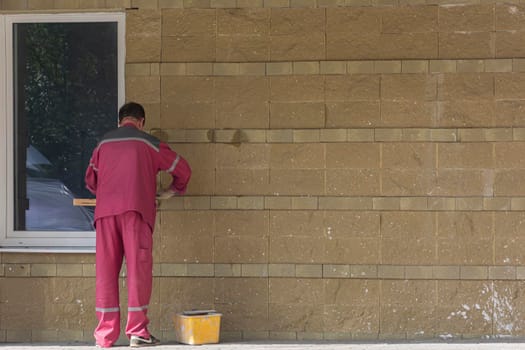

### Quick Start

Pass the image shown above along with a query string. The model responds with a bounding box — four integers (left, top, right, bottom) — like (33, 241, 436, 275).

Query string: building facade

(2, 0, 525, 343)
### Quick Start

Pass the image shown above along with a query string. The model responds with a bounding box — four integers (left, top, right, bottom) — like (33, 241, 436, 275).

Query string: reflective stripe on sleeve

(96, 307, 119, 313)
(167, 155, 180, 173)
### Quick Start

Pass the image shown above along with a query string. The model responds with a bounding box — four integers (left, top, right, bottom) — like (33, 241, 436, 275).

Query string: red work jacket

(85, 123, 191, 229)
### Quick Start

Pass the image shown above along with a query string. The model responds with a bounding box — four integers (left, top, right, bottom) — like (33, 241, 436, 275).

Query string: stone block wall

(3, 0, 525, 343)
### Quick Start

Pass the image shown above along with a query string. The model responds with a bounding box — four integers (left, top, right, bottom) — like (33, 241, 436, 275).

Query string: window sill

(0, 246, 95, 253)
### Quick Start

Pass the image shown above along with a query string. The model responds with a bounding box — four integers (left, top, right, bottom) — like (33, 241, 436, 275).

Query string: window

(0, 13, 125, 250)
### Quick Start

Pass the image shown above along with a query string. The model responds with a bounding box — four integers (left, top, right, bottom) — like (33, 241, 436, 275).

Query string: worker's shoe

(130, 335, 160, 347)
(96, 343, 112, 348)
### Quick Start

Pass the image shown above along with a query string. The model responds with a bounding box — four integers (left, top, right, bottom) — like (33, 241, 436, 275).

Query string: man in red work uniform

(85, 102, 191, 348)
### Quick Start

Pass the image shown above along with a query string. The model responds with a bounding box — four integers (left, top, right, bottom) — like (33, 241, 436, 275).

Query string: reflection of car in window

(26, 145, 94, 231)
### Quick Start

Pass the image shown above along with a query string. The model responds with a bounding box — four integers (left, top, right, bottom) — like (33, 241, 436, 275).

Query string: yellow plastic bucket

(174, 310, 222, 345)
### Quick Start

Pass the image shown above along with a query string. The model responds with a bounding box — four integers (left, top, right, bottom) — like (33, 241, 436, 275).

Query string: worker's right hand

(156, 189, 177, 200)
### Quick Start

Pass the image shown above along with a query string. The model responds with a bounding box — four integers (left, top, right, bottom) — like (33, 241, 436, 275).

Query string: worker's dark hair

(118, 102, 145, 123)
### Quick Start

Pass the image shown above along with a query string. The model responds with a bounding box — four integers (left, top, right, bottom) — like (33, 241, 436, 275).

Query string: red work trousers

(94, 211, 153, 347)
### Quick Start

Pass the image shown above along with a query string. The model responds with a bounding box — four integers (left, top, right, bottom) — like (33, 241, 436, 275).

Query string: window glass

(13, 22, 118, 231)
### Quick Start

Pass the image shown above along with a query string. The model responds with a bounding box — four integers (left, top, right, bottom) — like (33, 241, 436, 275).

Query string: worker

(85, 102, 191, 348)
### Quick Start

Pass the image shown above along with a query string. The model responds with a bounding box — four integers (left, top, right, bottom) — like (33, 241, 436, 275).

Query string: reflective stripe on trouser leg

(120, 211, 153, 338)
(128, 305, 148, 312)
(94, 215, 125, 347)
(96, 307, 120, 312)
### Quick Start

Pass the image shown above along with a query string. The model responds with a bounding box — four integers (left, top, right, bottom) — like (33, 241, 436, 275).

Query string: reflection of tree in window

(15, 22, 118, 230)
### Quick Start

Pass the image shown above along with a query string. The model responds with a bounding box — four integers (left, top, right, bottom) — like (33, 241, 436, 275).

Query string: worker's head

(119, 102, 145, 129)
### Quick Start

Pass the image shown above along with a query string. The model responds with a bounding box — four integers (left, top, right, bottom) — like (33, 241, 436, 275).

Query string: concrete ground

(4, 341, 525, 349)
